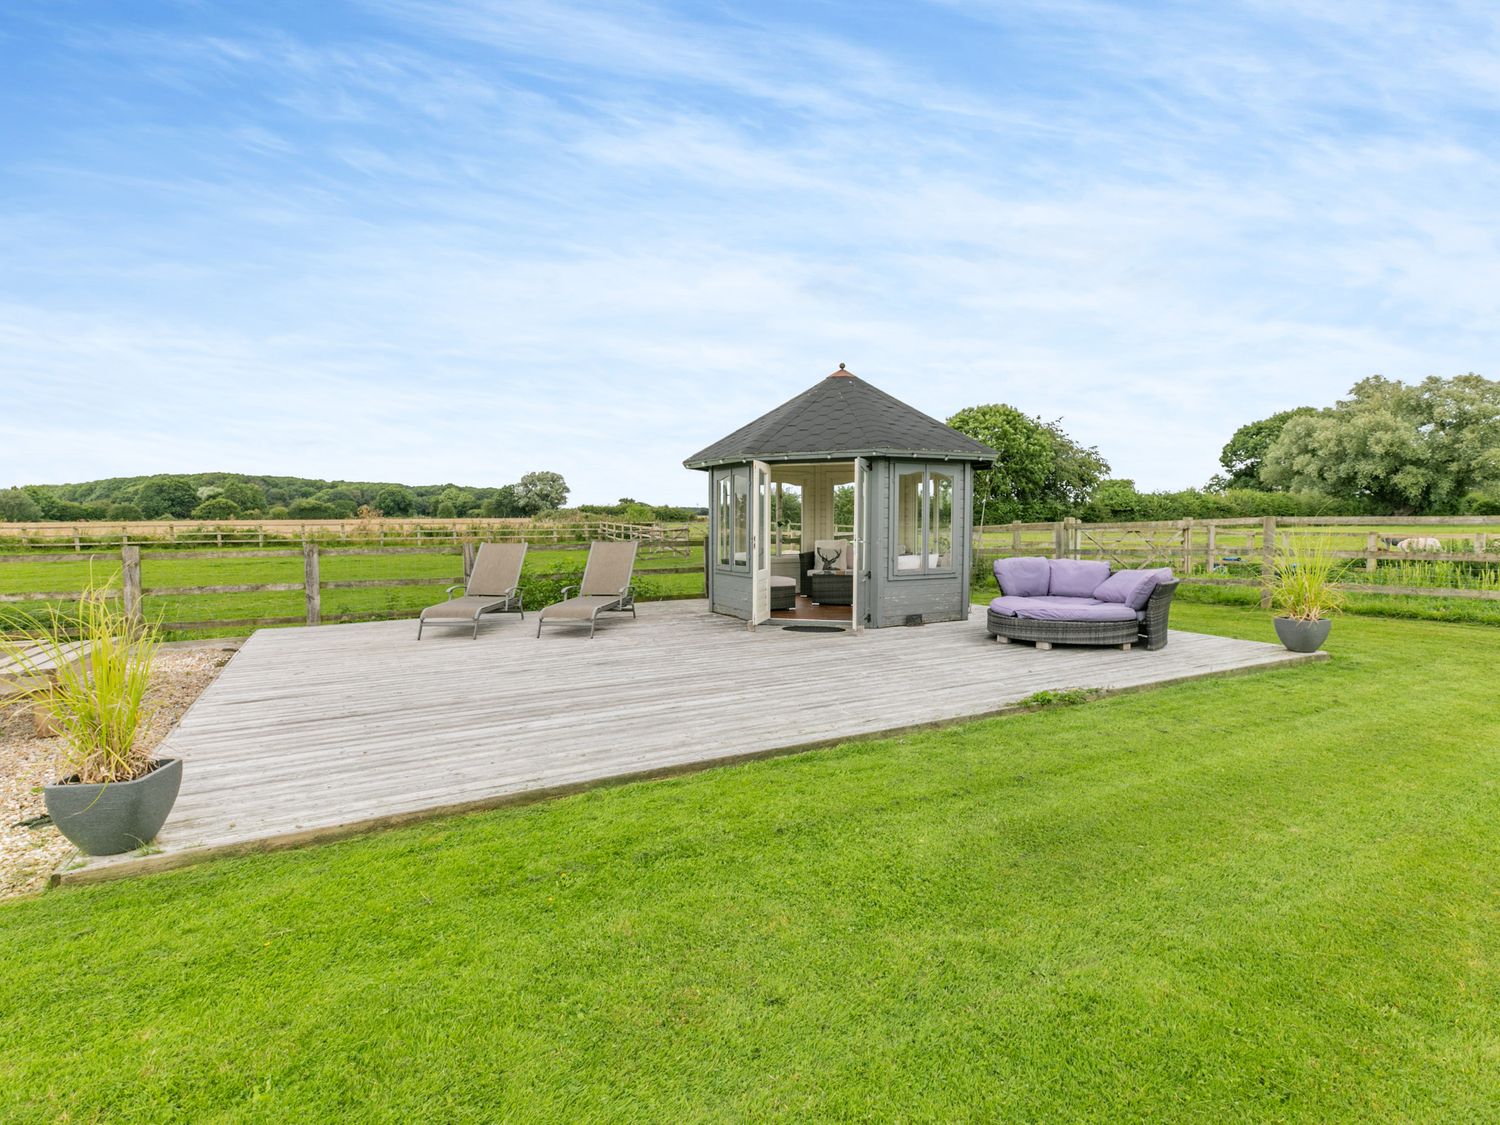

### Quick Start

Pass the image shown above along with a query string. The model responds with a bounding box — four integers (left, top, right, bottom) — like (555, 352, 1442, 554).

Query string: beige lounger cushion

(421, 595, 516, 620)
(538, 595, 623, 621)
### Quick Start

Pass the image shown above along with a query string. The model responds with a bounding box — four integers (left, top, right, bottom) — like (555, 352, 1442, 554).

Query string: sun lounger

(535, 540, 638, 638)
(417, 542, 527, 639)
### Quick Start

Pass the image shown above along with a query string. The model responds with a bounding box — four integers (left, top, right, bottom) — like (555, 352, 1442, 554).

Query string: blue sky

(1, 0, 1496, 504)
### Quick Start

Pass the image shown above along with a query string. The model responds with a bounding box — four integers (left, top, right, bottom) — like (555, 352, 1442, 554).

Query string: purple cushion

(988, 595, 1138, 622)
(1047, 558, 1111, 599)
(1093, 567, 1173, 610)
(995, 556, 1050, 598)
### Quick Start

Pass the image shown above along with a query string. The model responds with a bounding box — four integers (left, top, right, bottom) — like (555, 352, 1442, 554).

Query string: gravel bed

(0, 645, 235, 900)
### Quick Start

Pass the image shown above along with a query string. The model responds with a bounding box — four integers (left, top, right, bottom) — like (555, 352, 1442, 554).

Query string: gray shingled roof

(683, 367, 996, 469)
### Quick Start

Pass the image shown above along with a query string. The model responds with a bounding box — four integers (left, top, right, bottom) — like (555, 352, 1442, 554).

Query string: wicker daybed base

(986, 580, 1180, 651)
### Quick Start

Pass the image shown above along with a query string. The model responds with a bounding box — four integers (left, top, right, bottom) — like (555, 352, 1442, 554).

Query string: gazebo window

(732, 468, 750, 569)
(893, 465, 955, 575)
(715, 473, 732, 567)
(716, 467, 751, 571)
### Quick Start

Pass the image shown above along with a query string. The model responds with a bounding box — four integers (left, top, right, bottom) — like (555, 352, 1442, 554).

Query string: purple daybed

(986, 557, 1179, 651)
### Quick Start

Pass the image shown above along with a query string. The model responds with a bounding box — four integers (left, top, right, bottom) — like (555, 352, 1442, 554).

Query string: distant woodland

(0, 472, 702, 523)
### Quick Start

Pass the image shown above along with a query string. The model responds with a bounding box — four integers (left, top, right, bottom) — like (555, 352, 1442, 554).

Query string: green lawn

(1, 605, 1498, 1121)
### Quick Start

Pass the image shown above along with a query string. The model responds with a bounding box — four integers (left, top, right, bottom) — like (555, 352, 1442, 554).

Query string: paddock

(55, 600, 1324, 885)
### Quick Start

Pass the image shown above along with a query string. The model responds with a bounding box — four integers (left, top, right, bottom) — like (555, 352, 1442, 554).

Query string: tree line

(0, 471, 574, 523)
(946, 372, 1499, 523)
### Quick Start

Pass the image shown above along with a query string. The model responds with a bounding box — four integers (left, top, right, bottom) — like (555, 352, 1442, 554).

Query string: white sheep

(1396, 537, 1444, 553)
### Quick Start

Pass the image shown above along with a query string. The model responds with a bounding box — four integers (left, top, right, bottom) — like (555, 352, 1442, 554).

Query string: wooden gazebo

(683, 366, 996, 630)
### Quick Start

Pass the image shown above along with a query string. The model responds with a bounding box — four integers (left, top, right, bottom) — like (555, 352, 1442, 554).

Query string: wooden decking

(57, 601, 1324, 885)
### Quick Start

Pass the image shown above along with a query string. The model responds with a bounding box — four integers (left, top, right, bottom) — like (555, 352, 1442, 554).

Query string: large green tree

(0, 487, 42, 522)
(372, 486, 416, 517)
(513, 471, 569, 515)
(219, 481, 267, 511)
(1261, 374, 1500, 512)
(1217, 407, 1316, 490)
(133, 476, 200, 519)
(479, 486, 523, 518)
(947, 404, 1109, 523)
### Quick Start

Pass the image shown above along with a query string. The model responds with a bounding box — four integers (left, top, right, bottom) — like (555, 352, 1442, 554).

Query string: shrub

(286, 498, 340, 520)
(190, 497, 240, 520)
(1081, 481, 1373, 522)
(621, 502, 656, 524)
(1461, 490, 1500, 516)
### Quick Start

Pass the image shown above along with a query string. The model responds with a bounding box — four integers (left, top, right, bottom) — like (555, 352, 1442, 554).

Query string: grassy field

(1, 603, 1497, 1121)
(0, 545, 707, 636)
(5, 521, 1499, 637)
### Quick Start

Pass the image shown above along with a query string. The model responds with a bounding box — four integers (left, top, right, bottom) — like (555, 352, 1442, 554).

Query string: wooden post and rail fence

(0, 541, 706, 634)
(1, 515, 1497, 635)
(970, 514, 1500, 609)
(0, 516, 695, 557)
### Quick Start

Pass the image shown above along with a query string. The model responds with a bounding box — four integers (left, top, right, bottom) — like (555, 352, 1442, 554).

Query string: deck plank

(58, 601, 1323, 883)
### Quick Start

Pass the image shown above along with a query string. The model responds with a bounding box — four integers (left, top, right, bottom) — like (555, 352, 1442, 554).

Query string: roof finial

(838, 362, 845, 369)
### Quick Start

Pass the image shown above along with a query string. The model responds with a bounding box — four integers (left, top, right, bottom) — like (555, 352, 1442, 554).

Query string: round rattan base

(985, 609, 1138, 649)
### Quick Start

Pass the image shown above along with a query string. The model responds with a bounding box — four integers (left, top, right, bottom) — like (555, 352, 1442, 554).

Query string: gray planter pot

(44, 758, 182, 856)
(1273, 617, 1332, 653)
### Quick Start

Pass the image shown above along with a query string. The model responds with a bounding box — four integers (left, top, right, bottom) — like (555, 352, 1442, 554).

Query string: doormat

(782, 624, 846, 633)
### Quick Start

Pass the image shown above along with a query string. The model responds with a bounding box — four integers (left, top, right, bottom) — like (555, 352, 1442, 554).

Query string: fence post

(1052, 521, 1066, 559)
(462, 541, 476, 577)
(1011, 521, 1021, 553)
(1206, 522, 1217, 572)
(1366, 532, 1378, 573)
(121, 545, 142, 629)
(1260, 515, 1276, 608)
(303, 540, 321, 626)
(1180, 518, 1193, 575)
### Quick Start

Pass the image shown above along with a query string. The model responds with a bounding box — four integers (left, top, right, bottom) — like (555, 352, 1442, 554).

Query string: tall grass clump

(0, 584, 158, 784)
(1269, 535, 1345, 622)
(1362, 559, 1500, 593)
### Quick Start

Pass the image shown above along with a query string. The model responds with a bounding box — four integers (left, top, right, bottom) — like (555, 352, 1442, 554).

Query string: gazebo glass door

(749, 460, 772, 628)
